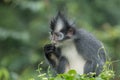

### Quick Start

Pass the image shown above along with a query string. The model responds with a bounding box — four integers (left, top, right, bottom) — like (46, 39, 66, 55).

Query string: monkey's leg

(84, 60, 102, 76)
(57, 57, 70, 74)
(84, 61, 94, 74)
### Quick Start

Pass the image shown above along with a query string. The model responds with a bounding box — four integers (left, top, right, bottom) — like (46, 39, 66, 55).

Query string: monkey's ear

(67, 27, 75, 37)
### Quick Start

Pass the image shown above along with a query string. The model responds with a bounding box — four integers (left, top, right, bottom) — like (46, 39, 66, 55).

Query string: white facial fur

(60, 39, 86, 74)
(55, 18, 64, 32)
(51, 18, 64, 44)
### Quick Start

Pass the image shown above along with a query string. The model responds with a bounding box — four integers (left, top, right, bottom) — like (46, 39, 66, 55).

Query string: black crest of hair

(50, 11, 71, 31)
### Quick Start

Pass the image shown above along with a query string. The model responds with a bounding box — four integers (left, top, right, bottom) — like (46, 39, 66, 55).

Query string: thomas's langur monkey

(44, 11, 106, 76)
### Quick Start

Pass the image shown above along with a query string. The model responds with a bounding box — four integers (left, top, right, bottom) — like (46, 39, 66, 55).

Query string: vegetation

(30, 61, 114, 80)
(0, 0, 120, 80)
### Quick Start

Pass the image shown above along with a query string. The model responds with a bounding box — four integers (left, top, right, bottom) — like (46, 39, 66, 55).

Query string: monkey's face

(50, 12, 75, 44)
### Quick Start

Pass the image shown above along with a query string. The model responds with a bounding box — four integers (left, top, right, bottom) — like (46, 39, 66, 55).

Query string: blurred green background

(0, 0, 120, 80)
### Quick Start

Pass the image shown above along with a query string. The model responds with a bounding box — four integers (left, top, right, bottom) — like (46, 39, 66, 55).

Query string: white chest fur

(61, 40, 86, 74)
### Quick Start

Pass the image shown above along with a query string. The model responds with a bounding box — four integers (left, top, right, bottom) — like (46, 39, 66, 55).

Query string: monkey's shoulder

(74, 29, 105, 57)
(76, 29, 102, 45)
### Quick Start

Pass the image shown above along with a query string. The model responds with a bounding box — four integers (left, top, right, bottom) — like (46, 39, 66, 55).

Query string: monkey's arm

(44, 44, 69, 73)
(56, 56, 69, 74)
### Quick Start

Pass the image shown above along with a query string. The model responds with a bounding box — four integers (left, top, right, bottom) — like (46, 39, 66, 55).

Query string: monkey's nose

(51, 35, 58, 44)
(51, 40, 57, 44)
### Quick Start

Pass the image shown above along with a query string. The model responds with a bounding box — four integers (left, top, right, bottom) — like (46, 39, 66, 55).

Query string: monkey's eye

(57, 32, 64, 40)
(49, 32, 64, 41)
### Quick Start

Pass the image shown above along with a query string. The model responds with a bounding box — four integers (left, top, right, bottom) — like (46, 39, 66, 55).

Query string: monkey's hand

(44, 44, 59, 68)
(44, 44, 56, 57)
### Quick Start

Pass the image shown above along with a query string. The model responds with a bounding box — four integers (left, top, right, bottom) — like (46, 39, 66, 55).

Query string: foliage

(32, 62, 114, 80)
(50, 70, 114, 80)
(0, 67, 10, 80)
